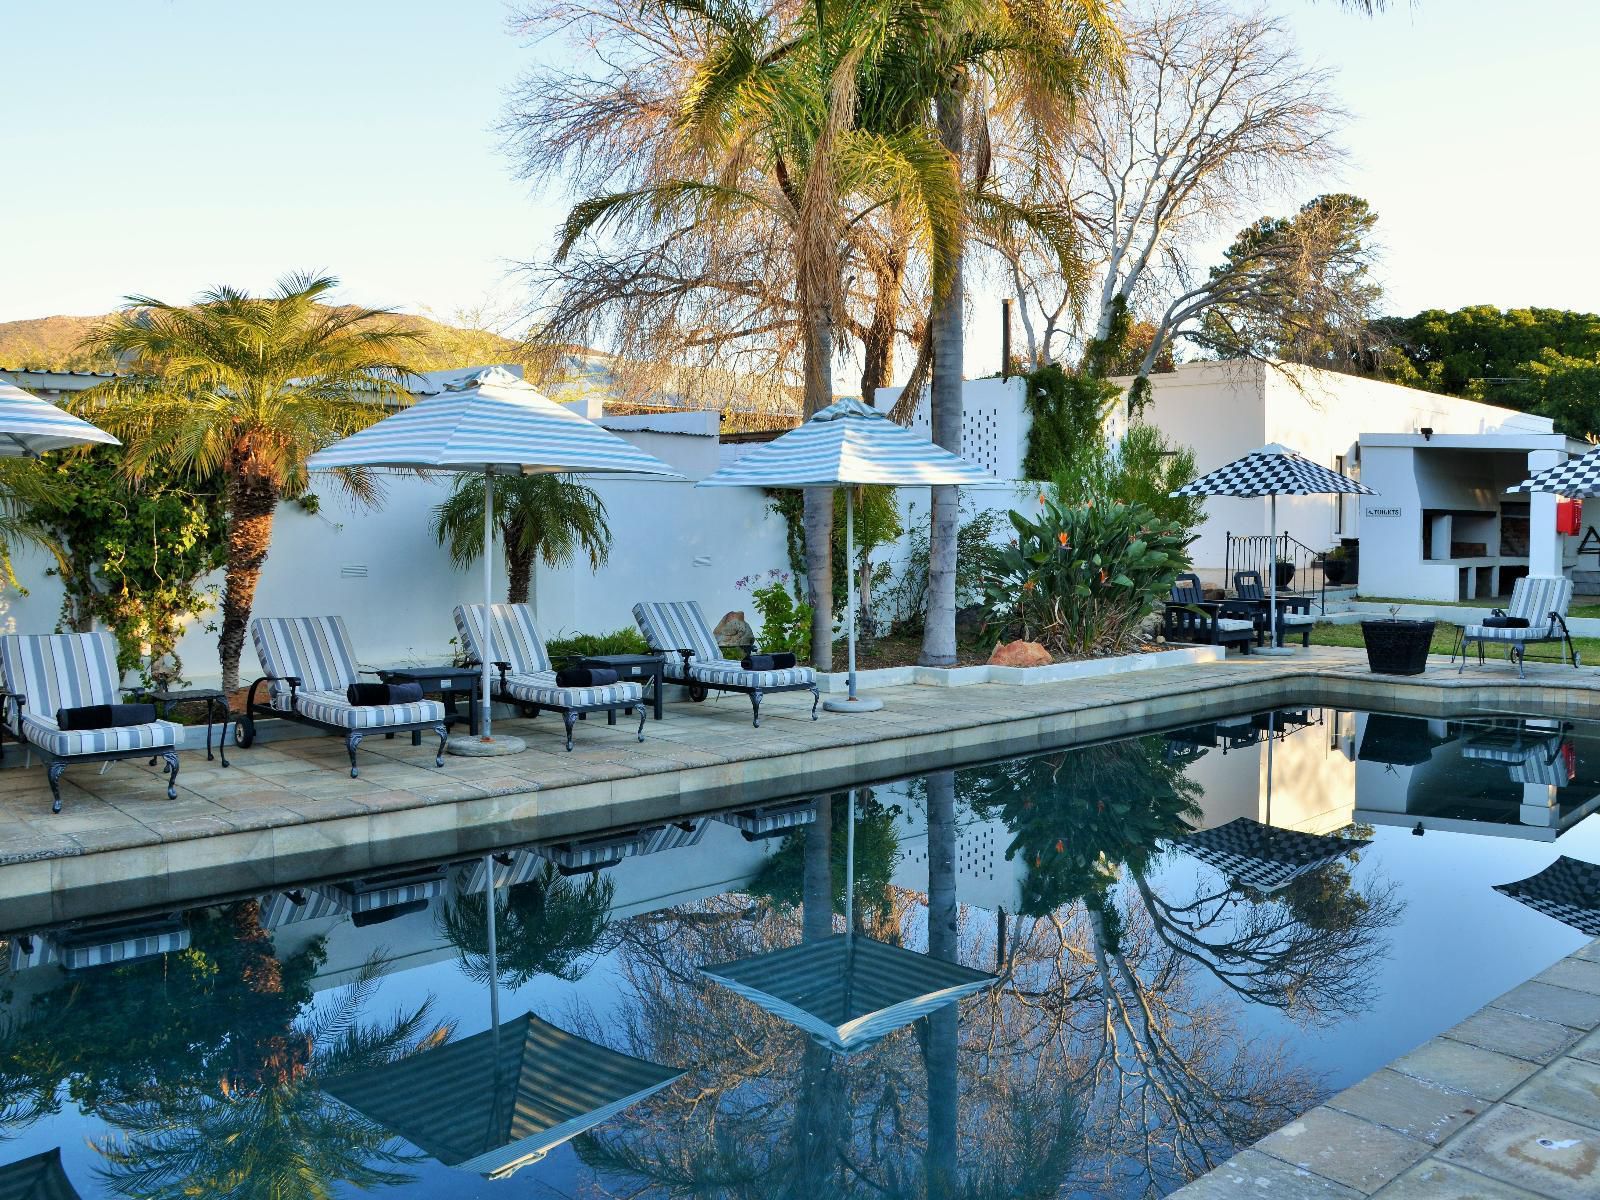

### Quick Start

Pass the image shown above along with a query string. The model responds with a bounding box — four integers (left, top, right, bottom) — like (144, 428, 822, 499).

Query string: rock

(714, 610, 755, 648)
(988, 639, 1052, 668)
(955, 604, 986, 634)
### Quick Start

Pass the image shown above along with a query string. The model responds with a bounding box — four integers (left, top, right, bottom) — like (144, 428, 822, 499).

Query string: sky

(2, 0, 1597, 369)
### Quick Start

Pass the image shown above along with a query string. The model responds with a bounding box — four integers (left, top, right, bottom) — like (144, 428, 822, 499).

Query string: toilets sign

(1362, 504, 1401, 519)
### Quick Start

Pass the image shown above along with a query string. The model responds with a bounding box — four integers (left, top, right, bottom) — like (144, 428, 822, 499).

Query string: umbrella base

(447, 733, 527, 757)
(1255, 645, 1298, 657)
(823, 696, 884, 714)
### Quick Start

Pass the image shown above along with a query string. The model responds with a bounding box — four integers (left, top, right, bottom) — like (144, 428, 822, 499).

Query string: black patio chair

(1161, 573, 1256, 653)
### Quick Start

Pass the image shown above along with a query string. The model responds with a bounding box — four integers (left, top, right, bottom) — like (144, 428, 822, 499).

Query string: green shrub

(544, 627, 651, 659)
(877, 503, 1001, 636)
(737, 569, 813, 656)
(981, 498, 1189, 658)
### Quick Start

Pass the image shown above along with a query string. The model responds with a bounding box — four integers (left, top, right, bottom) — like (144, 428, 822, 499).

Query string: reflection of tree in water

(575, 793, 1077, 1198)
(961, 734, 1402, 1195)
(437, 860, 621, 987)
(0, 901, 452, 1199)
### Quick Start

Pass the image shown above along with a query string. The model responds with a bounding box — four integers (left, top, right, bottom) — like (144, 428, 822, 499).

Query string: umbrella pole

(823, 487, 884, 712)
(484, 852, 500, 1030)
(1259, 492, 1294, 656)
(483, 466, 495, 739)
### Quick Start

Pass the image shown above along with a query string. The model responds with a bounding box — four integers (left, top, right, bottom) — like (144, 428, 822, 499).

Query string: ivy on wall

(1021, 362, 1123, 482)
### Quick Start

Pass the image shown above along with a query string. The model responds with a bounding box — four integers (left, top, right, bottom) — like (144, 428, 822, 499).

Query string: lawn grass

(1353, 594, 1600, 619)
(1311, 620, 1595, 664)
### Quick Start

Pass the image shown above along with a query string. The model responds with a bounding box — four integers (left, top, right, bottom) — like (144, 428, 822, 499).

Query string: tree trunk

(921, 88, 965, 668)
(803, 305, 835, 672)
(922, 769, 959, 1198)
(859, 249, 904, 404)
(218, 471, 281, 696)
(504, 520, 534, 606)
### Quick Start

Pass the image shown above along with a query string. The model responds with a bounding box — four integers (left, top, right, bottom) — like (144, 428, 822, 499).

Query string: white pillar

(1527, 449, 1566, 579)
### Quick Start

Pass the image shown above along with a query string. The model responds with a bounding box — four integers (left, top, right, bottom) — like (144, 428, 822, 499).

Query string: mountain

(0, 310, 532, 374)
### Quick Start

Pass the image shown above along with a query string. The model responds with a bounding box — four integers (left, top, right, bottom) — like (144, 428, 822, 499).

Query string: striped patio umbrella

(324, 1010, 683, 1179)
(0, 380, 118, 457)
(1493, 856, 1600, 936)
(701, 932, 997, 1056)
(1509, 445, 1600, 497)
(0, 1148, 82, 1200)
(306, 367, 682, 749)
(697, 397, 992, 709)
(1173, 444, 1373, 653)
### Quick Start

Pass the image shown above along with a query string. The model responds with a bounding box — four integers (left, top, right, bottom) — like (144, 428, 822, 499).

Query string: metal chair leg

(346, 732, 365, 778)
(563, 711, 578, 751)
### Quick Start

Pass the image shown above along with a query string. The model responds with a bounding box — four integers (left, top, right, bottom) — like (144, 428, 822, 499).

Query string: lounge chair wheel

(688, 683, 708, 703)
(235, 720, 255, 749)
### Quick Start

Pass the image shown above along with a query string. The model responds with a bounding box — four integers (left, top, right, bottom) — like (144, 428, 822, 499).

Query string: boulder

(714, 610, 755, 648)
(988, 639, 1052, 668)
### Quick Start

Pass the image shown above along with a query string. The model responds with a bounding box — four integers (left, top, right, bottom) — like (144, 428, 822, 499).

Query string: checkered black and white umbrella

(1509, 446, 1600, 497)
(1174, 817, 1364, 893)
(1172, 444, 1373, 649)
(1493, 856, 1600, 937)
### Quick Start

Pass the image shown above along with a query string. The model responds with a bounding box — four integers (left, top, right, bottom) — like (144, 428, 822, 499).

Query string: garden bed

(815, 644, 1223, 691)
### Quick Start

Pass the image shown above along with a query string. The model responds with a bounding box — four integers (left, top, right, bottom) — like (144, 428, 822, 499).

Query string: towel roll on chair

(741, 652, 797, 671)
(55, 703, 158, 731)
(555, 666, 620, 688)
(346, 681, 425, 706)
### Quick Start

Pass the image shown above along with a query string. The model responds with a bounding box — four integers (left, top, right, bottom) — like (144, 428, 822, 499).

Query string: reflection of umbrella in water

(1493, 856, 1600, 937)
(1176, 817, 1363, 894)
(325, 853, 681, 1179)
(700, 791, 998, 1055)
(0, 1147, 81, 1200)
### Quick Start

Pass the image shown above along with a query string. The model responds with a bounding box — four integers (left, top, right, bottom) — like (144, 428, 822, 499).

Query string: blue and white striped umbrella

(306, 366, 682, 745)
(696, 396, 993, 489)
(697, 397, 991, 707)
(0, 380, 119, 457)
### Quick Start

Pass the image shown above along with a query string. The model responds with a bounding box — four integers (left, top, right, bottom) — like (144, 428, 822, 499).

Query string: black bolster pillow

(347, 682, 425, 706)
(770, 652, 797, 670)
(741, 654, 776, 671)
(555, 666, 619, 688)
(56, 703, 157, 731)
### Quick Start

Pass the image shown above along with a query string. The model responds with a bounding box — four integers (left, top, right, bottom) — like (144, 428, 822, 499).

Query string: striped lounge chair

(0, 632, 185, 813)
(1454, 575, 1578, 678)
(632, 600, 819, 727)
(241, 616, 449, 776)
(453, 603, 646, 751)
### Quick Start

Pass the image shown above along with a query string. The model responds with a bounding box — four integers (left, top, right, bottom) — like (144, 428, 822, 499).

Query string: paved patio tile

(1392, 1038, 1542, 1102)
(1169, 1149, 1361, 1198)
(1327, 1068, 1486, 1145)
(1447, 1008, 1583, 1065)
(1534, 958, 1600, 998)
(1505, 1057, 1600, 1132)
(1491, 981, 1600, 1031)
(1255, 1105, 1432, 1193)
(1371, 1160, 1545, 1199)
(1437, 1104, 1600, 1198)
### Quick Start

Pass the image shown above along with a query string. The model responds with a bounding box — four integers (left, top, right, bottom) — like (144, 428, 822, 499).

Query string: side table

(575, 653, 666, 720)
(139, 688, 230, 767)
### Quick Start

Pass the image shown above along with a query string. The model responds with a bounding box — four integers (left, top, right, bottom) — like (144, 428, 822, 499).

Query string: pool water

(1, 706, 1596, 1198)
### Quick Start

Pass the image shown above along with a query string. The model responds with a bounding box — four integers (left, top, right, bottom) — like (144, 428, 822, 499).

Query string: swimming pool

(0, 706, 1594, 1197)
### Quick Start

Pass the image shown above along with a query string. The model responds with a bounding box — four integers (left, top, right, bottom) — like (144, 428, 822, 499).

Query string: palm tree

(430, 472, 611, 606)
(91, 957, 452, 1200)
(78, 274, 421, 693)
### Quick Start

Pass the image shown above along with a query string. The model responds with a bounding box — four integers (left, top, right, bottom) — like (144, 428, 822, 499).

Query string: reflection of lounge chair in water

(1494, 856, 1600, 937)
(1462, 722, 1575, 786)
(327, 866, 448, 927)
(1174, 817, 1364, 893)
(324, 1011, 683, 1179)
(1214, 713, 1259, 750)
(8, 913, 190, 972)
(716, 799, 819, 840)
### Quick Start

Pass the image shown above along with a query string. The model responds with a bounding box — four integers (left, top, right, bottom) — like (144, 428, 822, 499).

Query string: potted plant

(1274, 557, 1295, 590)
(1360, 605, 1436, 676)
(1323, 544, 1349, 586)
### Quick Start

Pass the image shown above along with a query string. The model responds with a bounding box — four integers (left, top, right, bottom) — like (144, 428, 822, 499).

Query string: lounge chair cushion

(632, 601, 725, 667)
(1, 632, 122, 717)
(500, 670, 643, 710)
(453, 604, 553, 675)
(1211, 618, 1255, 633)
(1276, 612, 1316, 626)
(251, 617, 362, 710)
(689, 660, 817, 688)
(293, 689, 446, 730)
(20, 713, 183, 757)
(1462, 622, 1558, 641)
(1463, 576, 1571, 644)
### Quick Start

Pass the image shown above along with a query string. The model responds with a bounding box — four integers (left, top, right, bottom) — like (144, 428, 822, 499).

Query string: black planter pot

(1324, 559, 1348, 586)
(1274, 561, 1295, 590)
(1360, 619, 1436, 676)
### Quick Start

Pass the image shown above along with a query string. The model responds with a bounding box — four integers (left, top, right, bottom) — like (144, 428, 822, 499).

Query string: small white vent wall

(871, 377, 1027, 481)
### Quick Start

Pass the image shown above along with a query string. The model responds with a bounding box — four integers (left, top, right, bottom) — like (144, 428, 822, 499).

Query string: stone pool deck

(1172, 938, 1600, 1200)
(4, 643, 1600, 926)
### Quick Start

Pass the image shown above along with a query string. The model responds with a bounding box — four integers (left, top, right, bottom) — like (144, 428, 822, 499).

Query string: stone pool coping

(1170, 939, 1600, 1199)
(3, 644, 1600, 929)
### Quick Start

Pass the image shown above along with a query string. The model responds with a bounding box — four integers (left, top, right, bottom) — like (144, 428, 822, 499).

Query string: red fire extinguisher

(1557, 498, 1583, 536)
